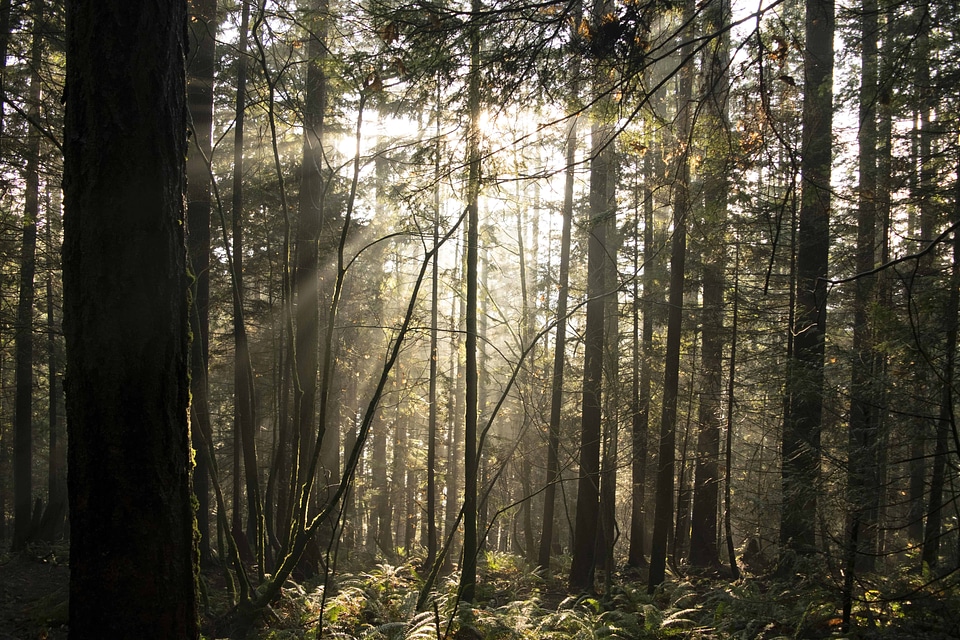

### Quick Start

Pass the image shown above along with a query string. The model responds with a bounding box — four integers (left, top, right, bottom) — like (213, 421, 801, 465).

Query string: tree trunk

(649, 0, 694, 591)
(690, 0, 731, 570)
(724, 242, 740, 578)
(628, 121, 656, 569)
(569, 0, 615, 592)
(186, 0, 217, 567)
(426, 94, 442, 570)
(63, 1, 198, 635)
(459, 0, 482, 600)
(294, 0, 327, 504)
(569, 113, 611, 595)
(598, 173, 619, 579)
(228, 0, 263, 566)
(536, 119, 574, 573)
(842, 0, 880, 623)
(38, 188, 66, 542)
(920, 180, 960, 570)
(12, 0, 43, 552)
(780, 0, 834, 560)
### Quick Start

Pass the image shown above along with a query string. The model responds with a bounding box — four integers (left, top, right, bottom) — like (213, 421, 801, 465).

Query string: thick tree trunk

(63, 1, 198, 636)
(842, 2, 880, 623)
(569, 118, 611, 594)
(921, 181, 960, 569)
(569, 0, 615, 592)
(780, 0, 834, 559)
(690, 0, 731, 570)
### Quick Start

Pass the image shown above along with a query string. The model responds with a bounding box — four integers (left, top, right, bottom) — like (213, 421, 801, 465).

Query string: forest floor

(2, 543, 960, 639)
(0, 544, 69, 640)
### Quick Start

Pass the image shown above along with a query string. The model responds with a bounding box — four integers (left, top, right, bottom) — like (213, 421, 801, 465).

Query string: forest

(1, 0, 960, 637)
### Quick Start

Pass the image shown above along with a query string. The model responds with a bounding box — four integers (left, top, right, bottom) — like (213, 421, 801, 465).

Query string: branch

(826, 219, 960, 286)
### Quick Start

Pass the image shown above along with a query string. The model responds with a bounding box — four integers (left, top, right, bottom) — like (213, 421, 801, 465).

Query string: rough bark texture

(569, 119, 610, 593)
(63, 2, 198, 637)
(780, 0, 834, 558)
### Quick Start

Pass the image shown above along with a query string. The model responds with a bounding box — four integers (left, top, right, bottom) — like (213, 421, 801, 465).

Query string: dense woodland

(1, 0, 960, 636)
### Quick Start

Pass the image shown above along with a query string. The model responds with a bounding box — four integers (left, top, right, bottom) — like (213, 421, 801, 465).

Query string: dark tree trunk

(628, 124, 656, 569)
(690, 0, 731, 570)
(186, 0, 217, 567)
(724, 242, 740, 579)
(780, 0, 834, 559)
(426, 101, 441, 570)
(540, 113, 576, 572)
(63, 1, 199, 636)
(597, 156, 619, 578)
(842, 0, 880, 623)
(0, 0, 12, 139)
(921, 185, 960, 570)
(569, 0, 615, 591)
(228, 0, 263, 567)
(294, 0, 327, 502)
(12, 0, 43, 552)
(569, 118, 611, 594)
(649, 0, 694, 591)
(443, 260, 464, 571)
(459, 0, 481, 600)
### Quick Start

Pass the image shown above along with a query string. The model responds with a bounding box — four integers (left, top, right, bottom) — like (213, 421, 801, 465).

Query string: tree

(63, 1, 198, 636)
(539, 112, 577, 572)
(11, 0, 43, 552)
(459, 0, 482, 602)
(689, 0, 731, 571)
(780, 0, 834, 560)
(227, 0, 263, 566)
(842, 0, 880, 620)
(649, 0, 695, 591)
(186, 0, 217, 567)
(569, 0, 614, 593)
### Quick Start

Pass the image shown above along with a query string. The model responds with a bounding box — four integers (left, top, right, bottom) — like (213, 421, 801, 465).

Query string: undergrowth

(200, 551, 960, 639)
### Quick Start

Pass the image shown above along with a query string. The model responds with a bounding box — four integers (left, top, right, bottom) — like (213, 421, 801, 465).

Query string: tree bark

(539, 114, 576, 571)
(690, 0, 731, 570)
(842, 1, 880, 623)
(12, 0, 43, 552)
(780, 0, 834, 559)
(63, 1, 198, 636)
(649, 0, 694, 591)
(459, 0, 482, 600)
(569, 115, 610, 595)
